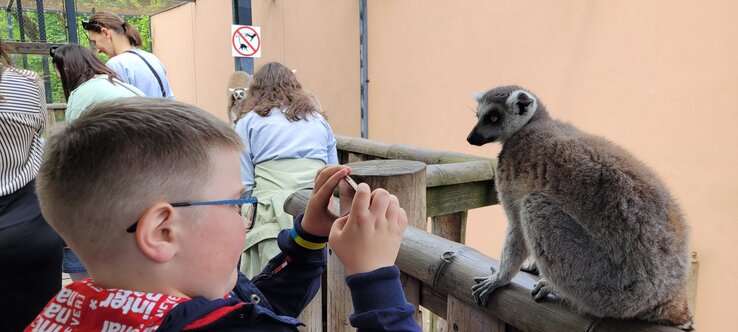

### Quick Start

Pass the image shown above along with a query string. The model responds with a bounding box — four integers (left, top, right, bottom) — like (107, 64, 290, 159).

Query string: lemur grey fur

(467, 85, 693, 330)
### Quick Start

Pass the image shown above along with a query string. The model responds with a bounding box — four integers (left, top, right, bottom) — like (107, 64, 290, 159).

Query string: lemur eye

(489, 114, 499, 123)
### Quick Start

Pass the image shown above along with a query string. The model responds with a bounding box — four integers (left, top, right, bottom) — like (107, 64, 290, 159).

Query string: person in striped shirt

(0, 37, 64, 331)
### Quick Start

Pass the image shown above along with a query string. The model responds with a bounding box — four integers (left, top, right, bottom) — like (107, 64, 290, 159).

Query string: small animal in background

(467, 85, 693, 330)
(226, 71, 252, 126)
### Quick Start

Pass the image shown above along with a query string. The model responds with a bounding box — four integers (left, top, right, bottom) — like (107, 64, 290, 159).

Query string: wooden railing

(284, 135, 682, 332)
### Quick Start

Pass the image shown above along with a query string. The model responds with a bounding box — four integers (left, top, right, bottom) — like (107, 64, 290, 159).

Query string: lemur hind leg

(520, 193, 619, 316)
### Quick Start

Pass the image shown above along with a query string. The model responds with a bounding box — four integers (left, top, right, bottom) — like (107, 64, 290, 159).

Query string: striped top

(0, 66, 46, 196)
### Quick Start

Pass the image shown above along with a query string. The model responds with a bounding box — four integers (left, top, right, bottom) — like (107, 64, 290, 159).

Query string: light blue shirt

(106, 49, 175, 99)
(235, 107, 338, 191)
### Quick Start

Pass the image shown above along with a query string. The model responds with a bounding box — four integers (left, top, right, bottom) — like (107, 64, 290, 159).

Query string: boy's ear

(135, 203, 178, 263)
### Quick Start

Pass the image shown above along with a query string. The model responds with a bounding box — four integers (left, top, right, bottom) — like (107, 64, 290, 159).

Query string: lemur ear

(515, 92, 535, 115)
(472, 92, 485, 102)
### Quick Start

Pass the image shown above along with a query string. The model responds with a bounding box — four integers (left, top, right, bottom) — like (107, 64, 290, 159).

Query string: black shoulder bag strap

(124, 50, 166, 98)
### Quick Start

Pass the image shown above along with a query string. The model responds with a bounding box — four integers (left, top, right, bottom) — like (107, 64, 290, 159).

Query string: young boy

(26, 98, 421, 331)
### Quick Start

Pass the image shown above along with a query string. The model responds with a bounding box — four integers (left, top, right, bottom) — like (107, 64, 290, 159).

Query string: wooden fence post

(326, 160, 427, 331)
(297, 286, 322, 332)
(429, 211, 468, 331)
(431, 211, 467, 243)
(446, 296, 506, 332)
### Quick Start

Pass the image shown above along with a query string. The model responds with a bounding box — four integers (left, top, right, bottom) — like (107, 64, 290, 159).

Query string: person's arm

(347, 266, 419, 331)
(250, 165, 350, 316)
(157, 58, 175, 100)
(251, 214, 327, 317)
(234, 118, 255, 195)
(329, 179, 421, 331)
(323, 118, 339, 164)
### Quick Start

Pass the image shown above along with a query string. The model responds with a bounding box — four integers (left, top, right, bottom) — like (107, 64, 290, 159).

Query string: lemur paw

(472, 267, 505, 307)
(532, 278, 559, 302)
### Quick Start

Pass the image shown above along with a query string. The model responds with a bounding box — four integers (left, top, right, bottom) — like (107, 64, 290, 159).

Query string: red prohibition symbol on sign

(232, 26, 261, 57)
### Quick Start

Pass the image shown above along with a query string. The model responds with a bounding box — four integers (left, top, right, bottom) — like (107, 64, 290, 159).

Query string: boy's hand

(328, 184, 408, 275)
(301, 165, 354, 237)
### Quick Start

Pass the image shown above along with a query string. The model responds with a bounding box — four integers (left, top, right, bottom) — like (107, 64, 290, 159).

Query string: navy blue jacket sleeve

(251, 214, 326, 317)
(346, 266, 421, 331)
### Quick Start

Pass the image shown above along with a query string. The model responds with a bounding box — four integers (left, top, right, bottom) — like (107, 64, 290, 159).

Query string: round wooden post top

(345, 159, 426, 177)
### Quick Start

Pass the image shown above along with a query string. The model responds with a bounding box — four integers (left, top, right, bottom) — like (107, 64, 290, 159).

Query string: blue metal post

(64, 0, 78, 44)
(360, 0, 369, 138)
(232, 0, 253, 74)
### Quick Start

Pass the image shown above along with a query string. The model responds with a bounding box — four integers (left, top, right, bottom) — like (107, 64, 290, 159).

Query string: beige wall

(153, 0, 737, 329)
(153, 0, 360, 131)
(152, 0, 234, 118)
(365, 1, 738, 330)
(251, 0, 361, 137)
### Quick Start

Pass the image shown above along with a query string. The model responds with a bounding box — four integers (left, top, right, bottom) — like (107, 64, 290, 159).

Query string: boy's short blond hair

(37, 97, 243, 259)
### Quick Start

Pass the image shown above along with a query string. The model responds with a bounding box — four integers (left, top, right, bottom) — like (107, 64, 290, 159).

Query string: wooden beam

(337, 135, 494, 165)
(426, 160, 495, 187)
(4, 41, 64, 55)
(426, 180, 498, 217)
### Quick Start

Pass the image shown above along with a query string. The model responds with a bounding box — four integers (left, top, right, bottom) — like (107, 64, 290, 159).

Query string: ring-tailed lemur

(467, 85, 693, 330)
(226, 71, 252, 127)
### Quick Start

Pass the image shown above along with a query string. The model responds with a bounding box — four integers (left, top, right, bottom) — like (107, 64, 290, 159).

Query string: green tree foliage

(1, 9, 151, 103)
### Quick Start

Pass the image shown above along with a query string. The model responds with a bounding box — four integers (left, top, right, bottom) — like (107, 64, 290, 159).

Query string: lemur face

(467, 100, 505, 146)
(229, 88, 247, 100)
(467, 86, 537, 145)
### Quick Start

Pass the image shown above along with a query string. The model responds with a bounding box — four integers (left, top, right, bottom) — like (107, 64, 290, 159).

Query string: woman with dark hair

(235, 62, 338, 277)
(51, 43, 143, 281)
(0, 36, 64, 331)
(82, 10, 174, 99)
(51, 44, 144, 121)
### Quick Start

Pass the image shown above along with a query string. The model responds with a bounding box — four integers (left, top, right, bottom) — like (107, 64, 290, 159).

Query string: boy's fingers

(312, 167, 348, 206)
(385, 194, 401, 224)
(369, 189, 391, 220)
(313, 165, 346, 190)
(349, 183, 372, 215)
(396, 208, 408, 231)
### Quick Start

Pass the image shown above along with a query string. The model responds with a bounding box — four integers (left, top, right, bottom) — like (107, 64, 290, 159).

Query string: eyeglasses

(125, 197, 258, 233)
(81, 20, 102, 32)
